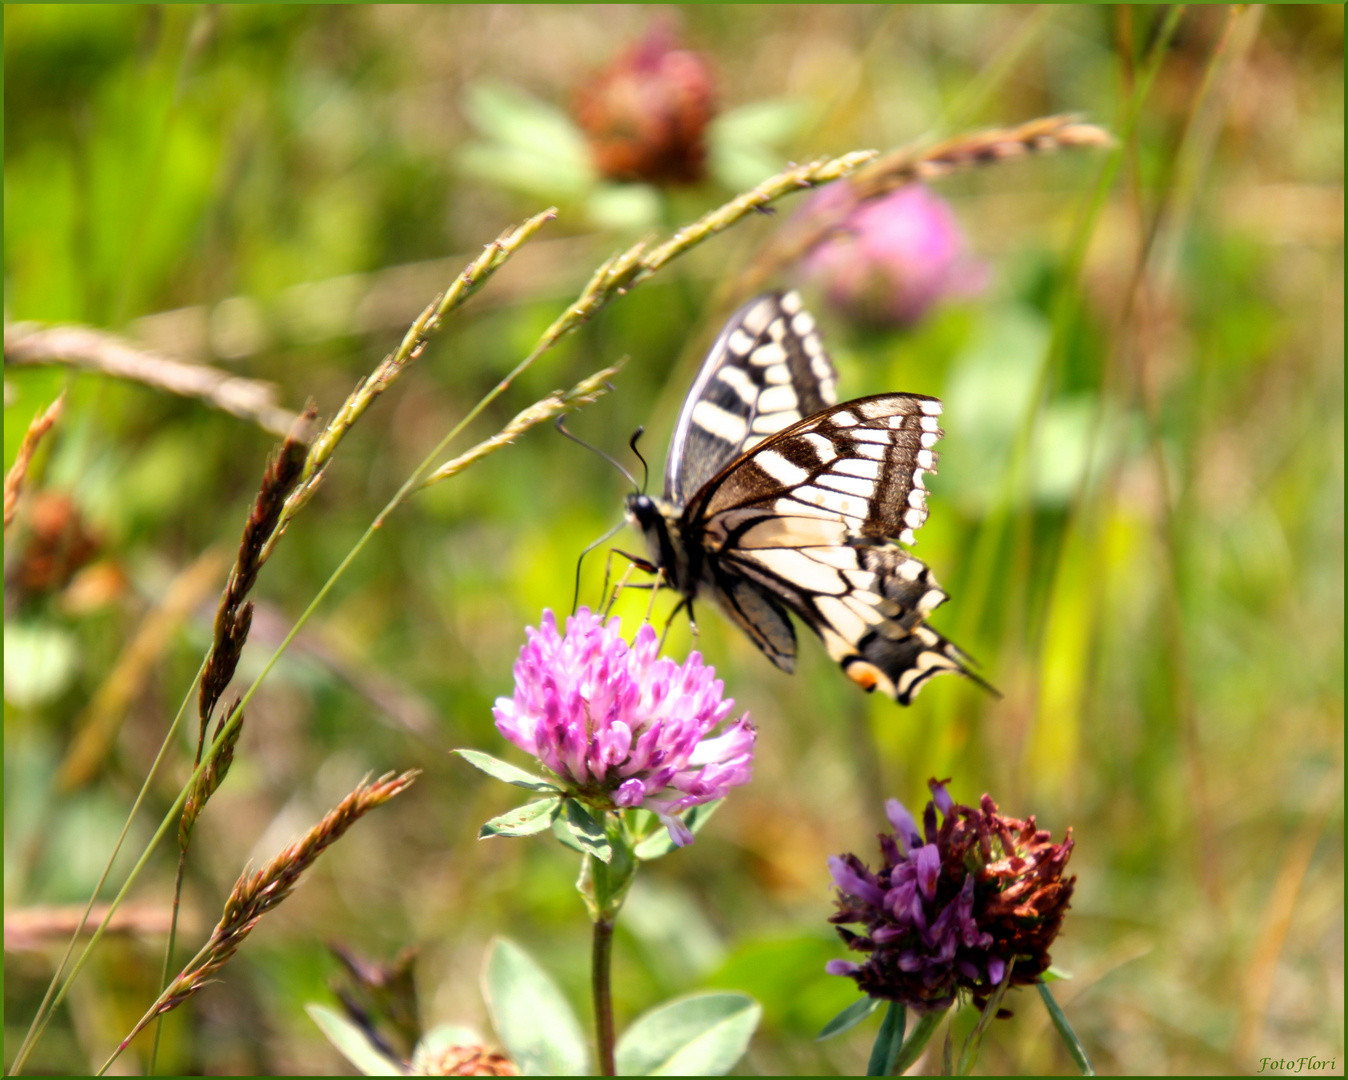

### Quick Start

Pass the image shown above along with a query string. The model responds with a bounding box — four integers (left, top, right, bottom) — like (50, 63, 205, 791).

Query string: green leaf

(707, 99, 809, 189)
(817, 995, 882, 1041)
(705, 934, 837, 1023)
(1037, 982, 1095, 1076)
(615, 992, 761, 1076)
(483, 938, 589, 1077)
(551, 812, 589, 854)
(462, 81, 589, 163)
(617, 878, 725, 984)
(578, 824, 638, 921)
(479, 797, 561, 838)
(710, 98, 807, 148)
(458, 81, 594, 199)
(866, 1000, 906, 1077)
(306, 1004, 407, 1076)
(454, 749, 559, 792)
(561, 798, 611, 863)
(956, 975, 1011, 1075)
(882, 1009, 944, 1077)
(634, 801, 722, 860)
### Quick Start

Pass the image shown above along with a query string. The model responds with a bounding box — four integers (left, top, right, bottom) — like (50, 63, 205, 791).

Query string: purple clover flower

(800, 182, 987, 329)
(493, 609, 755, 846)
(827, 779, 1075, 1015)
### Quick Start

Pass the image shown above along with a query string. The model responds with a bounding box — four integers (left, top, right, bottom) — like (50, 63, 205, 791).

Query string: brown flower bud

(573, 23, 715, 185)
(415, 1044, 520, 1076)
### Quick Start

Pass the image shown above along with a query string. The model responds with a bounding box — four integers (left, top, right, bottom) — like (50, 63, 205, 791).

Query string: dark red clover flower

(827, 779, 1075, 1014)
(493, 609, 754, 846)
(572, 22, 715, 185)
(801, 182, 987, 329)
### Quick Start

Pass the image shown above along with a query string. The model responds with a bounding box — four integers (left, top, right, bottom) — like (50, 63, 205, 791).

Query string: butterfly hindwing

(681, 395, 984, 702)
(714, 573, 798, 673)
(733, 531, 983, 704)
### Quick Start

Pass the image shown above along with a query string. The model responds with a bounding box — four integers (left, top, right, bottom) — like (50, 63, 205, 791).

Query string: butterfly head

(624, 493, 689, 592)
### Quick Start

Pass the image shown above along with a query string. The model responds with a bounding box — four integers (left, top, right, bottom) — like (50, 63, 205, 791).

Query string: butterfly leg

(607, 547, 659, 582)
(601, 548, 662, 618)
(642, 574, 664, 625)
(657, 598, 682, 652)
(597, 546, 622, 611)
(656, 595, 699, 653)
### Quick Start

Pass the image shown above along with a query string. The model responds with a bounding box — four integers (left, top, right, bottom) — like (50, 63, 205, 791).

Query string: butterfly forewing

(689, 394, 944, 547)
(665, 291, 838, 504)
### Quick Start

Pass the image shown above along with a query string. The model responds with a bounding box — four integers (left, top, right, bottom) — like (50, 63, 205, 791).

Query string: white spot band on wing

(715, 364, 758, 404)
(757, 384, 798, 413)
(755, 449, 809, 487)
(691, 399, 749, 444)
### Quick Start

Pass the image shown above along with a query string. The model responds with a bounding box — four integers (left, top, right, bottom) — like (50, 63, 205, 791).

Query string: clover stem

(593, 916, 616, 1076)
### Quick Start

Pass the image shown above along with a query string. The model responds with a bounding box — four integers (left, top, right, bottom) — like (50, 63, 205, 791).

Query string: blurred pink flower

(801, 183, 987, 328)
(493, 609, 754, 845)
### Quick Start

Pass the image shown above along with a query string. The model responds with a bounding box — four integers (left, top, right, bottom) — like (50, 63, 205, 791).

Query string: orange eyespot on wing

(844, 658, 883, 693)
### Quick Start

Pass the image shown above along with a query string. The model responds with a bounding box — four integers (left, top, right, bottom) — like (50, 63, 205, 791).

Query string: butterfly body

(625, 291, 990, 705)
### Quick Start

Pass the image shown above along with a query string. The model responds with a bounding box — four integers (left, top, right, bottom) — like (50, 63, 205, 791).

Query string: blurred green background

(4, 5, 1342, 1075)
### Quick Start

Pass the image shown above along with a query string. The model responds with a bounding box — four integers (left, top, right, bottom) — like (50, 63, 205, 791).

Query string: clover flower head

(493, 609, 754, 846)
(572, 20, 716, 185)
(414, 1043, 519, 1076)
(801, 182, 987, 329)
(826, 779, 1075, 1014)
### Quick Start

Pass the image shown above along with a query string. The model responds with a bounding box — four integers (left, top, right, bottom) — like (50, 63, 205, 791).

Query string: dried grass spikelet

(198, 407, 316, 737)
(3, 324, 295, 434)
(738, 114, 1112, 297)
(108, 771, 419, 1068)
(261, 210, 558, 559)
(3, 393, 64, 530)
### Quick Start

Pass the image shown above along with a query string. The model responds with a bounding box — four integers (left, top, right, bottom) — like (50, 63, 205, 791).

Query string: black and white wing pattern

(625, 291, 992, 705)
(664, 290, 837, 503)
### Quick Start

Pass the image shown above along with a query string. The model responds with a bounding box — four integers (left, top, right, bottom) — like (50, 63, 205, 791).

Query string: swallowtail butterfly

(625, 291, 991, 704)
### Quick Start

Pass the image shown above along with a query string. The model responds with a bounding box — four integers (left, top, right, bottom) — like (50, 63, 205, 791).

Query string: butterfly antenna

(628, 427, 649, 493)
(554, 416, 640, 491)
(571, 517, 628, 615)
